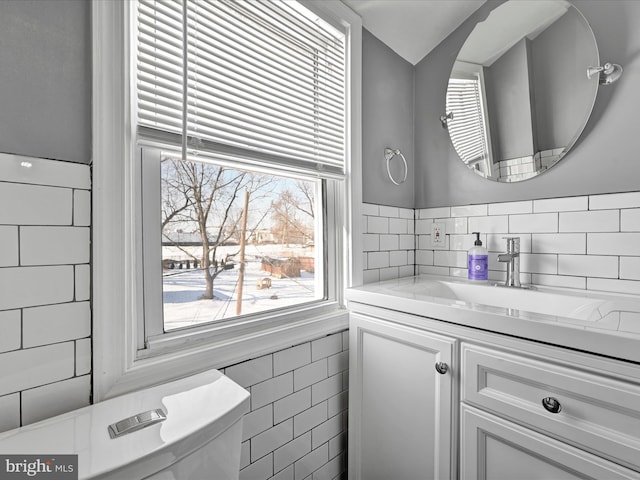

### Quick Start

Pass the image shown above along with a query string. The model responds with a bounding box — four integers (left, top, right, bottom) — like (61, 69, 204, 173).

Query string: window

(146, 151, 326, 333)
(446, 66, 493, 177)
(92, 0, 362, 399)
(137, 0, 348, 345)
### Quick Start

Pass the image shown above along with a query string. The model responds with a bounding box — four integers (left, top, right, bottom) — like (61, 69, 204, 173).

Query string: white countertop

(346, 274, 640, 364)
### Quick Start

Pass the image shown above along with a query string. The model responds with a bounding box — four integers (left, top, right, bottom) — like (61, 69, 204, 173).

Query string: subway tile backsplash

(414, 193, 640, 294)
(0, 265, 75, 310)
(0, 226, 18, 266)
(0, 154, 91, 432)
(0, 183, 73, 225)
(362, 204, 415, 283)
(0, 310, 21, 354)
(364, 191, 640, 295)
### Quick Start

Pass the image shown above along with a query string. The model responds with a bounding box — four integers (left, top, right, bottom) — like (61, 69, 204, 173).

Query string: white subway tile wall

(1, 151, 637, 480)
(225, 331, 348, 480)
(362, 204, 415, 283)
(415, 192, 640, 295)
(0, 154, 91, 432)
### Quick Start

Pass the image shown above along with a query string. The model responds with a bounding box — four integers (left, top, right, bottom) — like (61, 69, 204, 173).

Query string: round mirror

(445, 0, 599, 182)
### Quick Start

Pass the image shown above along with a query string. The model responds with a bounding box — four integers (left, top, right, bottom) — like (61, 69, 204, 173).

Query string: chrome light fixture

(587, 62, 623, 85)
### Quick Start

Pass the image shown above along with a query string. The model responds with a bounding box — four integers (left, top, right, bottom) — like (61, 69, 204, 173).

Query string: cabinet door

(461, 404, 640, 480)
(349, 313, 457, 480)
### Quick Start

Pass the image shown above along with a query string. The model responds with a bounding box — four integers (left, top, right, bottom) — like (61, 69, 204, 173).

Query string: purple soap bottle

(468, 232, 488, 281)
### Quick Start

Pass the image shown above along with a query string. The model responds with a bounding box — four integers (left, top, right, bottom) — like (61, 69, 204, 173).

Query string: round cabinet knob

(435, 362, 449, 375)
(542, 397, 562, 414)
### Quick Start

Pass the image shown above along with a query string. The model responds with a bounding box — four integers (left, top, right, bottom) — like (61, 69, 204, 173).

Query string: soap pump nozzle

(473, 232, 483, 246)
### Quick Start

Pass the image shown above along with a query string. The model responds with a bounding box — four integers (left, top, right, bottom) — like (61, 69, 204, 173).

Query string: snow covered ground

(162, 244, 318, 330)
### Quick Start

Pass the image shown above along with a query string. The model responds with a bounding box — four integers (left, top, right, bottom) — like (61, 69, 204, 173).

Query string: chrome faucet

(498, 237, 521, 287)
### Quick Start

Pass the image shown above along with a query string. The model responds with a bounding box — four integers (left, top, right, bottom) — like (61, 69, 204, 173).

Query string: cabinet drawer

(461, 343, 640, 471)
(461, 404, 640, 480)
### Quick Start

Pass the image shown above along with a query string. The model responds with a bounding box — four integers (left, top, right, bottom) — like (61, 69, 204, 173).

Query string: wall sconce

(587, 62, 623, 85)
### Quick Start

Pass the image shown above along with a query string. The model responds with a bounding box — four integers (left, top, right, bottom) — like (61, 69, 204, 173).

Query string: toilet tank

(0, 370, 250, 480)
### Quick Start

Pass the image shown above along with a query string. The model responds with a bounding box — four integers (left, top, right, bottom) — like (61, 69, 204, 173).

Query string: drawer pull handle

(542, 397, 562, 414)
(435, 362, 449, 375)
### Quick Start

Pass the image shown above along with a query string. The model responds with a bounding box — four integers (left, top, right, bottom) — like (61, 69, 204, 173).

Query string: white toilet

(0, 370, 250, 479)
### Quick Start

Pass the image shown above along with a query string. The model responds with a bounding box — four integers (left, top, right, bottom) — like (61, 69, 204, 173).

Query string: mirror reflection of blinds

(137, 0, 346, 176)
(446, 77, 488, 167)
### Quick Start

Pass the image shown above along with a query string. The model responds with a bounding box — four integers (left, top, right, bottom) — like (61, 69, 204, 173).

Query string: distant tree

(271, 182, 315, 246)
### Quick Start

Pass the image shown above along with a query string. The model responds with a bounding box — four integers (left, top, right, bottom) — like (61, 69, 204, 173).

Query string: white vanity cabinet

(460, 344, 640, 479)
(349, 312, 457, 480)
(348, 303, 640, 480)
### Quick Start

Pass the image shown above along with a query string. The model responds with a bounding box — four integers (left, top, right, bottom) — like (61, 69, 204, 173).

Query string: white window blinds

(445, 77, 489, 167)
(137, 0, 347, 175)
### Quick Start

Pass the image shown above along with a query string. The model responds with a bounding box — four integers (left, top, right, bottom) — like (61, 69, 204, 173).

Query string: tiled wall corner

(225, 331, 348, 480)
(0, 154, 91, 433)
(415, 192, 640, 295)
(362, 203, 415, 284)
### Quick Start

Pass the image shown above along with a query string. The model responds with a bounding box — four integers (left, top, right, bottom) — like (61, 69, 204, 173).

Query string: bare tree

(161, 164, 193, 230)
(161, 157, 271, 300)
(294, 180, 315, 219)
(271, 183, 315, 246)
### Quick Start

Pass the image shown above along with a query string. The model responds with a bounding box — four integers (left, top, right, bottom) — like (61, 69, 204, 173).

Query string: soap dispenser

(468, 232, 488, 281)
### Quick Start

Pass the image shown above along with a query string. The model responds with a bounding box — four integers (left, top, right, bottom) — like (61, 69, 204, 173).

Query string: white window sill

(99, 307, 349, 400)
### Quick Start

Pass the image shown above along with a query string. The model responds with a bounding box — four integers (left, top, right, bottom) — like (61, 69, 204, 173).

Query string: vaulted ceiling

(341, 0, 487, 65)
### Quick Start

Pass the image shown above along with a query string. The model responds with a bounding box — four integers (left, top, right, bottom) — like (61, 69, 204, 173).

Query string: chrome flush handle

(108, 408, 167, 439)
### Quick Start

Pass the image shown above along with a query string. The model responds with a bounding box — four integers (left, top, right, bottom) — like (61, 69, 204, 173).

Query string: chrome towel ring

(384, 147, 408, 185)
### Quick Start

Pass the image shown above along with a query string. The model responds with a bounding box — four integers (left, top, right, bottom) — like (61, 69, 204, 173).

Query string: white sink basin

(392, 277, 640, 322)
(347, 274, 640, 363)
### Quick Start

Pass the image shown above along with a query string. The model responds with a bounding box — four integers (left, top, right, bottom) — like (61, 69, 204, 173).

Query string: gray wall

(362, 29, 414, 208)
(485, 39, 535, 162)
(0, 0, 90, 164)
(531, 7, 598, 152)
(414, 0, 640, 208)
(483, 7, 597, 163)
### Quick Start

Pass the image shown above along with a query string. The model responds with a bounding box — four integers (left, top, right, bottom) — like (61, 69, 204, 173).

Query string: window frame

(92, 0, 362, 401)
(139, 146, 341, 353)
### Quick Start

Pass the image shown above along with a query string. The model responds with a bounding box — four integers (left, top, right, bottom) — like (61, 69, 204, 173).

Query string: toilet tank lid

(0, 370, 250, 479)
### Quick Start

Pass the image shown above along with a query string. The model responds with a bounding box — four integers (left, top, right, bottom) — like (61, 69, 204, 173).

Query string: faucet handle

(502, 236, 520, 252)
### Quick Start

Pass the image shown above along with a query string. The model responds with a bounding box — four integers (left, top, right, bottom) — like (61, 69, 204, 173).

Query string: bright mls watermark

(0, 456, 77, 479)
